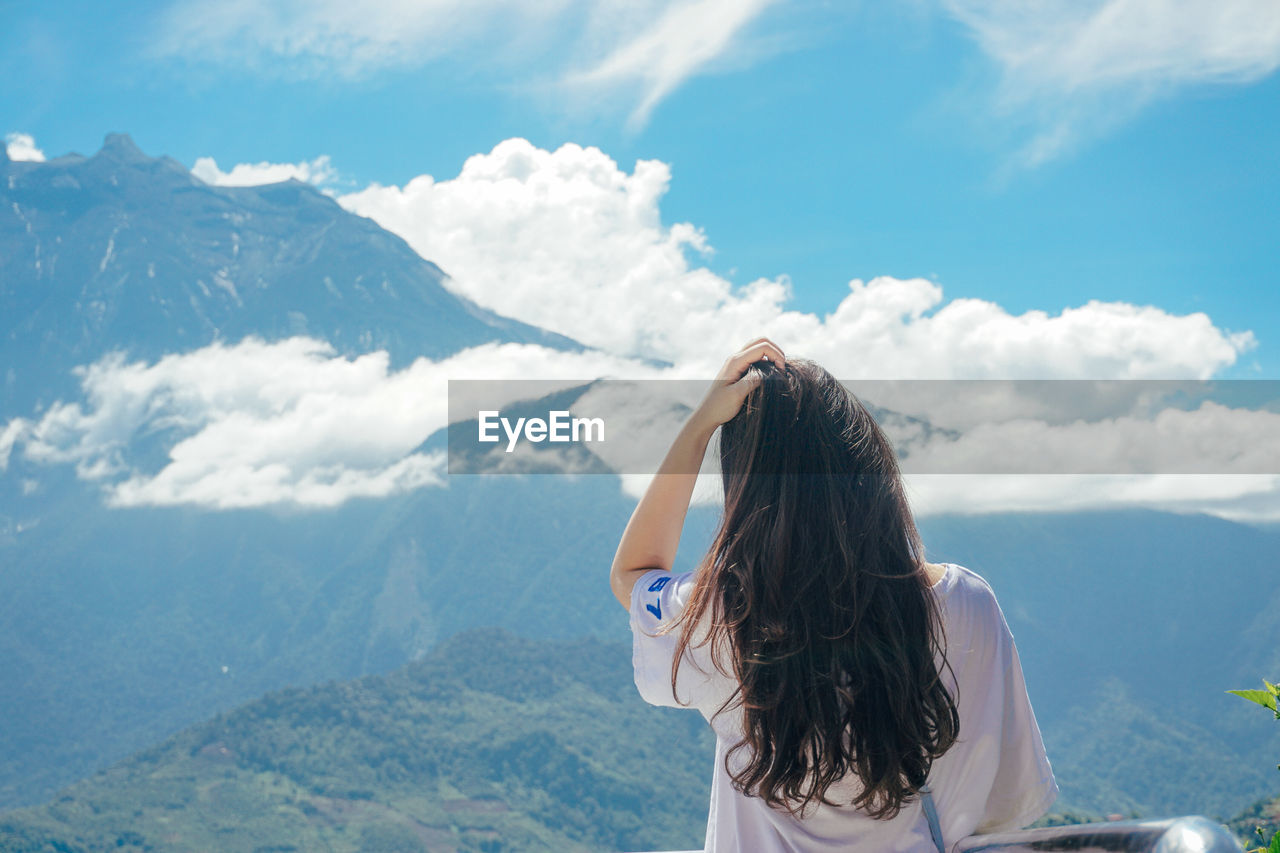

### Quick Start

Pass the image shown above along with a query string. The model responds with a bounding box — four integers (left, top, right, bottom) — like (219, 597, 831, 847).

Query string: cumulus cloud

(152, 0, 779, 128)
(4, 132, 45, 162)
(940, 0, 1280, 164)
(191, 154, 339, 187)
(338, 137, 1255, 379)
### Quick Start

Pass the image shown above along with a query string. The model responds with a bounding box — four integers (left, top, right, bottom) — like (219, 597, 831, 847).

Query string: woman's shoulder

(932, 561, 997, 595)
(931, 562, 1009, 622)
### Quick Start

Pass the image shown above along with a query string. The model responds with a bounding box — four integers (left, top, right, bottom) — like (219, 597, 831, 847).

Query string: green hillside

(0, 630, 715, 853)
(1, 627, 1276, 852)
(1045, 678, 1275, 820)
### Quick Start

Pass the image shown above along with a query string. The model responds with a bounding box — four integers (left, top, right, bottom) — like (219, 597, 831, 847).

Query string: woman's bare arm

(609, 338, 785, 609)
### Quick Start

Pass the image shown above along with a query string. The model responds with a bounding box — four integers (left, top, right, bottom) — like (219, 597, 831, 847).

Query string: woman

(610, 338, 1057, 853)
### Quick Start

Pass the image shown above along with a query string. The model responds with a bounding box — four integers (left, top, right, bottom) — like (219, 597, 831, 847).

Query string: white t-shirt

(629, 562, 1058, 853)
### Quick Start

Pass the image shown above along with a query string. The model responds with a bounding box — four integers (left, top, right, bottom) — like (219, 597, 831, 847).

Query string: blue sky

(3, 0, 1278, 376)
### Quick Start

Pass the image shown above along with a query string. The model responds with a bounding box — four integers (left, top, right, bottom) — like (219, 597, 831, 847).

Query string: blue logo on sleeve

(644, 575, 672, 620)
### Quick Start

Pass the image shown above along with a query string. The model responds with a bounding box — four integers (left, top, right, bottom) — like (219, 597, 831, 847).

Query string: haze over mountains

(0, 135, 1276, 832)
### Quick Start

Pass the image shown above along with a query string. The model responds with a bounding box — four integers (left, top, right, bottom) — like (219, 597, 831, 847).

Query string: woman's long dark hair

(671, 358, 959, 819)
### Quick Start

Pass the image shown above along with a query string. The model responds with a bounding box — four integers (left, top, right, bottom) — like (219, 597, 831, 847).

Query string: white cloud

(0, 418, 28, 470)
(675, 471, 1280, 522)
(191, 154, 339, 187)
(152, 0, 778, 128)
(150, 1, 1279, 148)
(11, 336, 650, 509)
(4, 132, 45, 162)
(946, 0, 1280, 92)
(8, 137, 1271, 517)
(894, 399, 1280, 475)
(338, 137, 1255, 379)
(10, 339, 1280, 519)
(562, 0, 781, 129)
(940, 0, 1280, 164)
(599, 381, 1280, 521)
(154, 0, 566, 76)
(330, 136, 1278, 519)
(905, 473, 1280, 523)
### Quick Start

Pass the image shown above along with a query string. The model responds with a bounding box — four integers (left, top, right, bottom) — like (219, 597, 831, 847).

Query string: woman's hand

(688, 337, 786, 436)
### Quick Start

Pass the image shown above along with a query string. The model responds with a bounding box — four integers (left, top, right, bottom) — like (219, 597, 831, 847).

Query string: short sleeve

(629, 569, 709, 709)
(974, 630, 1059, 834)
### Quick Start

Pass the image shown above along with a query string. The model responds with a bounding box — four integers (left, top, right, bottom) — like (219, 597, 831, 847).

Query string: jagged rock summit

(100, 131, 146, 159)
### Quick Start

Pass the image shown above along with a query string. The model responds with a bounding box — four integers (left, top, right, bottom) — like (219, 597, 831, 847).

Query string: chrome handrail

(955, 816, 1243, 852)
(627, 815, 1247, 853)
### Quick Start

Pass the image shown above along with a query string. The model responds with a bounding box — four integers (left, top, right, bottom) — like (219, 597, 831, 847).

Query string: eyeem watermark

(478, 410, 605, 453)
(449, 378, 1280, 476)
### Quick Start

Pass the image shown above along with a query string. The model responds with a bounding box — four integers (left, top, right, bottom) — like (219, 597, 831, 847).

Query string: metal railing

(631, 815, 1247, 853)
(956, 816, 1244, 852)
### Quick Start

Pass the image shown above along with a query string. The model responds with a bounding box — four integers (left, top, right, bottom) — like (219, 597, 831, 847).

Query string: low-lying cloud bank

(5, 338, 1278, 520)
(192, 154, 340, 188)
(4, 339, 649, 509)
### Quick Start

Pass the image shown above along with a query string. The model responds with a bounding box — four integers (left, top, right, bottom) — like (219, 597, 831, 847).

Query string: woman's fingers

(736, 337, 783, 361)
(737, 336, 776, 352)
(688, 339, 785, 430)
(687, 340, 781, 429)
(720, 339, 785, 382)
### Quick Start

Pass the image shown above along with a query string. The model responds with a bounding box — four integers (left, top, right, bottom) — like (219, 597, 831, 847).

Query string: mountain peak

(98, 132, 147, 162)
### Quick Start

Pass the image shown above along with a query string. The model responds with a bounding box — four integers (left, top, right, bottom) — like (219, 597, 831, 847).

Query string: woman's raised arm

(608, 338, 785, 609)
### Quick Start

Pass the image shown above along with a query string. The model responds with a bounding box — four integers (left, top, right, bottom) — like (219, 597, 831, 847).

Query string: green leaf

(1268, 831, 1280, 853)
(1229, 689, 1279, 711)
(1265, 680, 1280, 695)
